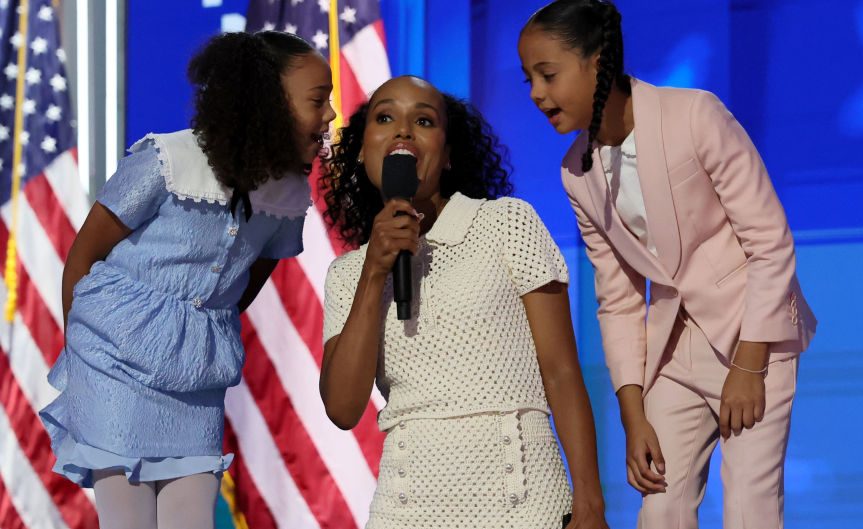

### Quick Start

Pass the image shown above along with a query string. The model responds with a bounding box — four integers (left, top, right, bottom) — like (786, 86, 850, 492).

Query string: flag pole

(219, 471, 251, 529)
(5, 0, 31, 323)
(328, 0, 343, 131)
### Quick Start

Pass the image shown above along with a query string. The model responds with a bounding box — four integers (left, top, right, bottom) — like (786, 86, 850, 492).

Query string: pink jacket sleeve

(690, 90, 798, 343)
(565, 183, 648, 392)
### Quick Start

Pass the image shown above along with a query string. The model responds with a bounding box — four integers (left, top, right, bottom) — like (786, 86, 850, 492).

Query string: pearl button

(398, 468, 406, 478)
(502, 436, 511, 445)
(398, 441, 405, 450)
(505, 463, 513, 473)
(228, 226, 238, 236)
(192, 297, 203, 308)
(398, 492, 407, 504)
(399, 421, 406, 429)
(509, 493, 518, 504)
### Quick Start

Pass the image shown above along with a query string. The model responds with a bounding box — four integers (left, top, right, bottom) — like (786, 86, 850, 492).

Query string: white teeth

(390, 148, 416, 157)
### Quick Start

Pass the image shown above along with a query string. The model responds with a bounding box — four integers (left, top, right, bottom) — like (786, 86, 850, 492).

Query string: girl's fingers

(632, 453, 665, 492)
(645, 435, 666, 475)
(719, 402, 731, 439)
(731, 406, 743, 436)
(626, 465, 648, 494)
(742, 405, 755, 430)
(754, 400, 766, 423)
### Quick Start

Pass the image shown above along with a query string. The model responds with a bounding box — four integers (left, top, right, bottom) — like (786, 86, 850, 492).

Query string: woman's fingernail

(417, 213, 425, 221)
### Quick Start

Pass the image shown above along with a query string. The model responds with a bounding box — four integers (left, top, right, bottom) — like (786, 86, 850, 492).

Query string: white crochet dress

(324, 193, 572, 528)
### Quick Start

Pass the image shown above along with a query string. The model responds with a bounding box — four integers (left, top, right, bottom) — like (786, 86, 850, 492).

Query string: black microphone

(381, 153, 419, 321)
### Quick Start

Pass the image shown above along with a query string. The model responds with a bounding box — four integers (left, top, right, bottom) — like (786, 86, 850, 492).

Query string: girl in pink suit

(518, 1, 816, 528)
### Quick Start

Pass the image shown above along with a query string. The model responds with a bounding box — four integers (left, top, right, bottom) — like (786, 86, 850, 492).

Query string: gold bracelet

(730, 359, 768, 375)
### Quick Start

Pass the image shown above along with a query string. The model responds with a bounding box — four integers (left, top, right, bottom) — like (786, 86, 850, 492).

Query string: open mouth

(312, 131, 329, 145)
(543, 108, 562, 120)
(312, 132, 330, 158)
(387, 142, 419, 159)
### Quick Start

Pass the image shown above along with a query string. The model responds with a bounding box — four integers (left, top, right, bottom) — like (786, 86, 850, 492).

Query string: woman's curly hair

(321, 90, 513, 247)
(187, 31, 315, 203)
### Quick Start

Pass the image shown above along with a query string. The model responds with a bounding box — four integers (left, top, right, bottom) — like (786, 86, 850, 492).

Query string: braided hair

(524, 0, 630, 171)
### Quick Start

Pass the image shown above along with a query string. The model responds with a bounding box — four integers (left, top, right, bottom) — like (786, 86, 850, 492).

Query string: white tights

(93, 469, 220, 529)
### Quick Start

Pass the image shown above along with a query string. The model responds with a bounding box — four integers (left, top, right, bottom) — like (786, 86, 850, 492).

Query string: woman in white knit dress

(319, 76, 608, 529)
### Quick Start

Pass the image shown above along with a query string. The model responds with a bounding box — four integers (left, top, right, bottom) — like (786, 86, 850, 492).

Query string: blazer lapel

(631, 79, 682, 278)
(578, 138, 674, 286)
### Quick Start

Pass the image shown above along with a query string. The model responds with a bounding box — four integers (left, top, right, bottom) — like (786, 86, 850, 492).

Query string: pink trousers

(638, 314, 798, 529)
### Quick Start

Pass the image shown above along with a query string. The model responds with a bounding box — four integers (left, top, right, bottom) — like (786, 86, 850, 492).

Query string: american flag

(0, 0, 98, 528)
(221, 2, 391, 529)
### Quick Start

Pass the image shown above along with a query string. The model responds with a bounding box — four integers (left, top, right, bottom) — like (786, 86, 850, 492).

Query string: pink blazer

(561, 79, 816, 393)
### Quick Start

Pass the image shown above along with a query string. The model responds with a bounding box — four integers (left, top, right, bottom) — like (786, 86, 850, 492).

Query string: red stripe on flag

(269, 260, 324, 366)
(23, 173, 78, 263)
(0, 223, 65, 366)
(350, 404, 383, 477)
(223, 419, 277, 529)
(17, 261, 65, 365)
(373, 20, 387, 47)
(308, 171, 354, 257)
(269, 260, 384, 475)
(0, 476, 27, 529)
(240, 316, 359, 529)
(339, 54, 368, 119)
(0, 349, 99, 529)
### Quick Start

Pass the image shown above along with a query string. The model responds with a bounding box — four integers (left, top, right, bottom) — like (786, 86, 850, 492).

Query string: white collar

(130, 129, 311, 220)
(424, 192, 486, 246)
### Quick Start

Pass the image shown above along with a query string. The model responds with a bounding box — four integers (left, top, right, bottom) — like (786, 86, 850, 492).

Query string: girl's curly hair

(187, 31, 315, 207)
(321, 90, 513, 247)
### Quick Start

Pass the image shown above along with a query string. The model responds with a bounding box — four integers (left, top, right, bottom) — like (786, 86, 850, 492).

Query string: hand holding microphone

(365, 153, 420, 320)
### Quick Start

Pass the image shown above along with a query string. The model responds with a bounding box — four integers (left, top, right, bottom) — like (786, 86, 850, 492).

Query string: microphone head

(382, 153, 419, 200)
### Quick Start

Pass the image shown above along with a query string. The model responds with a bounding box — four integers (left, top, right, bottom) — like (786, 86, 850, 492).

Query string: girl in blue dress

(39, 31, 335, 529)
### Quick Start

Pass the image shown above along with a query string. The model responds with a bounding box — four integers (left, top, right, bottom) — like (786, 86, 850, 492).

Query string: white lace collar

(130, 129, 311, 220)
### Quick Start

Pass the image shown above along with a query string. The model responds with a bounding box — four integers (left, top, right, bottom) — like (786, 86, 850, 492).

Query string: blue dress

(39, 139, 306, 487)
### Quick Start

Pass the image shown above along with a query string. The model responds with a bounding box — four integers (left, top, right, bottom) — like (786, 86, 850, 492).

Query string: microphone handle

(393, 249, 412, 320)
